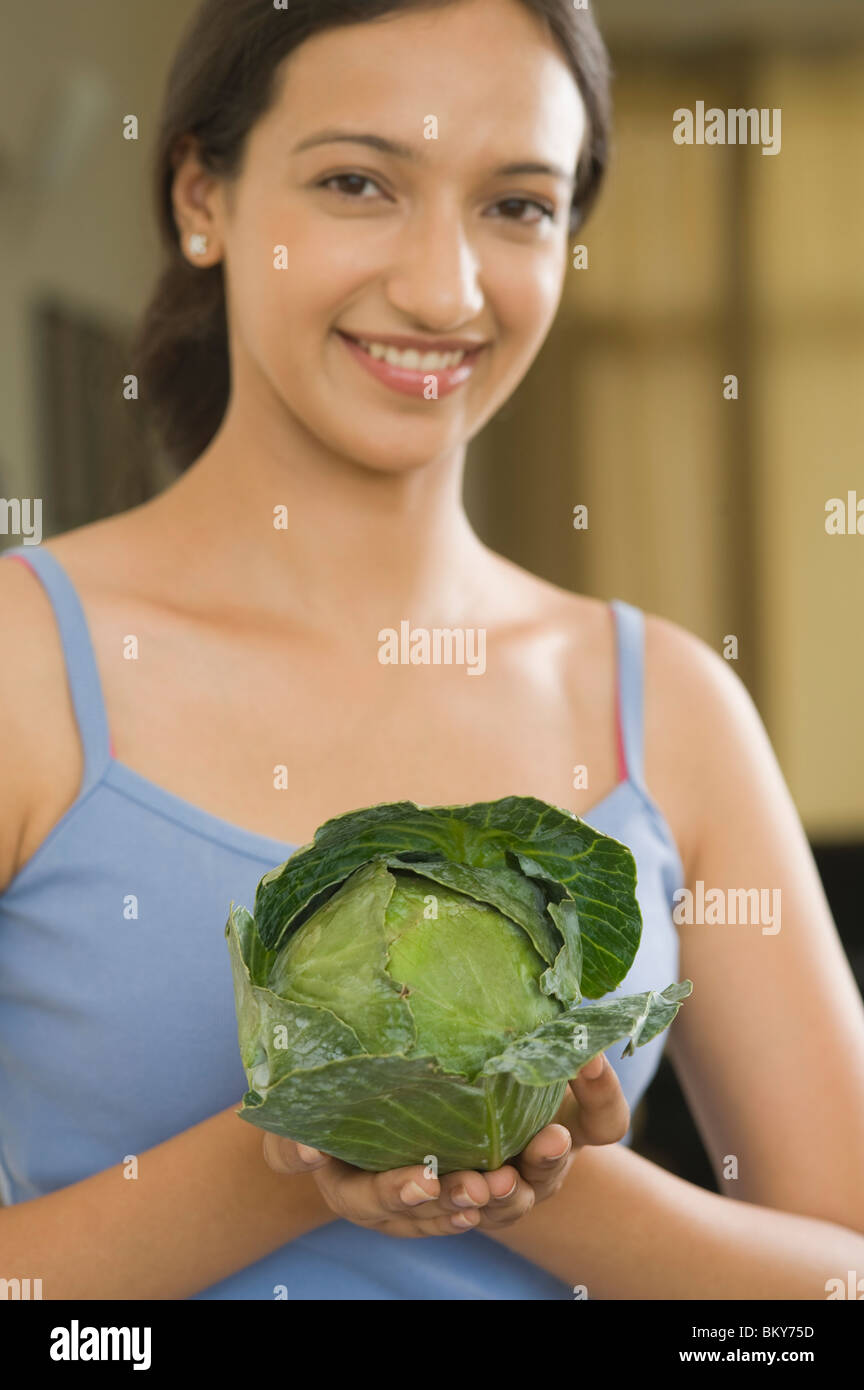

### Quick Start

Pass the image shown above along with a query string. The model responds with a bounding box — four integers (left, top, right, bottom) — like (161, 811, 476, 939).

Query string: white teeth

(358, 340, 467, 370)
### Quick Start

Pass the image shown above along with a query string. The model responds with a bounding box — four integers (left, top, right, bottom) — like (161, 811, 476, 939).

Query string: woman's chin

(343, 445, 463, 476)
(323, 421, 472, 476)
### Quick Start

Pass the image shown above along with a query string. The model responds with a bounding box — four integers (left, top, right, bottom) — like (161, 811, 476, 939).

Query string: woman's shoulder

(0, 538, 84, 894)
(38, 508, 152, 592)
(642, 609, 767, 883)
(477, 549, 610, 642)
(483, 548, 727, 694)
(0, 511, 146, 894)
(500, 558, 754, 882)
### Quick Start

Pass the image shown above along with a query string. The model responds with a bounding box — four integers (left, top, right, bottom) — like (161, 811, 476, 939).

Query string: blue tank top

(0, 543, 684, 1300)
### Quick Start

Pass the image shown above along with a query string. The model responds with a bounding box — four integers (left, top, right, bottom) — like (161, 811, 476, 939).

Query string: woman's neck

(141, 408, 493, 636)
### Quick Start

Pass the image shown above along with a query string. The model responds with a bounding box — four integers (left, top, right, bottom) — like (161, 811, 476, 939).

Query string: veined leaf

(481, 981, 694, 1085)
(266, 860, 415, 1056)
(239, 1052, 568, 1173)
(254, 797, 641, 999)
(227, 796, 692, 1174)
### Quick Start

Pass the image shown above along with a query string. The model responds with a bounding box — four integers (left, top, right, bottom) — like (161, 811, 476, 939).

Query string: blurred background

(1, 0, 862, 1194)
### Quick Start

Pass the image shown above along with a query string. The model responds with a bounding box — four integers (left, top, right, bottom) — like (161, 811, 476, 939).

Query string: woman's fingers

(315, 1158, 440, 1222)
(261, 1135, 539, 1233)
(293, 1152, 497, 1227)
(262, 1133, 332, 1174)
(515, 1122, 574, 1192)
(475, 1165, 537, 1227)
(514, 1120, 577, 1203)
(566, 1052, 631, 1147)
(259, 1063, 626, 1237)
(510, 1055, 627, 1201)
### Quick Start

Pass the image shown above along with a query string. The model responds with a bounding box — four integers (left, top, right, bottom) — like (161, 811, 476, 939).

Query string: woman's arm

(486, 615, 864, 1296)
(650, 614, 864, 1232)
(0, 1105, 336, 1300)
(0, 573, 332, 1298)
(484, 1139, 864, 1298)
(0, 1072, 627, 1299)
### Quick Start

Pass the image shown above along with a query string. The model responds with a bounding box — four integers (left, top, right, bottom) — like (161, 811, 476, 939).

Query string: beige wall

(751, 52, 864, 835)
(470, 43, 864, 839)
(0, 1, 189, 497)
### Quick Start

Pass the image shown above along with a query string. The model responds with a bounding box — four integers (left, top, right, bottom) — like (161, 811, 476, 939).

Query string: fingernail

(451, 1212, 478, 1230)
(451, 1186, 480, 1208)
(493, 1179, 518, 1200)
(296, 1143, 323, 1164)
(581, 1054, 604, 1080)
(400, 1181, 435, 1206)
(543, 1141, 571, 1164)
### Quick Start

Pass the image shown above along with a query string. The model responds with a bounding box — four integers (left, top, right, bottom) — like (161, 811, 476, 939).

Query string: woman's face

(195, 0, 586, 474)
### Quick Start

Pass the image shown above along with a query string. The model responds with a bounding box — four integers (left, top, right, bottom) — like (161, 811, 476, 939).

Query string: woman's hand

(261, 1052, 629, 1239)
(508, 1051, 630, 1212)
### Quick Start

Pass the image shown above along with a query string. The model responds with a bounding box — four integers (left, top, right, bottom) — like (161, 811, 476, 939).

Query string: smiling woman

(133, 0, 609, 473)
(2, 0, 864, 1308)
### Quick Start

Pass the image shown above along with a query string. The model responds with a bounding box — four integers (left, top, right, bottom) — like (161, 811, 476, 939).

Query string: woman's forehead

(258, 1, 585, 165)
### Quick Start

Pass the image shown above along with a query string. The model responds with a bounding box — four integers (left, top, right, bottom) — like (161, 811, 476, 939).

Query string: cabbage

(226, 796, 691, 1173)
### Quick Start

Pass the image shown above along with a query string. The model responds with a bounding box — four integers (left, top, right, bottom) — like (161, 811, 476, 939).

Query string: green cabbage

(226, 796, 691, 1173)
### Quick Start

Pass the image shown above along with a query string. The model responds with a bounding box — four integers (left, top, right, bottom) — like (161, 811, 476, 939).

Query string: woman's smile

(334, 329, 489, 398)
(174, 0, 588, 473)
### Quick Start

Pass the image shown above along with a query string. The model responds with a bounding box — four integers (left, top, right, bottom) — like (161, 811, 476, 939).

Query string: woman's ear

(170, 136, 224, 268)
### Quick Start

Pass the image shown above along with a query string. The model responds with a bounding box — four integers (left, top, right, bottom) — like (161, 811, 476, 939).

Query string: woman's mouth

(335, 331, 486, 399)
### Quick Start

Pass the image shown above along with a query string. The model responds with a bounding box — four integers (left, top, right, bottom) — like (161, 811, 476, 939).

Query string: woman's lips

(336, 331, 485, 398)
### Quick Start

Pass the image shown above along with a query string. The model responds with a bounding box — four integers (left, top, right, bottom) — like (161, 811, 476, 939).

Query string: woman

(2, 0, 863, 1301)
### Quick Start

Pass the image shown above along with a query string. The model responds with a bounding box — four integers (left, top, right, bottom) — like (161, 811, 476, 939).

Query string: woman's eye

(317, 177, 555, 225)
(318, 173, 384, 199)
(489, 197, 556, 225)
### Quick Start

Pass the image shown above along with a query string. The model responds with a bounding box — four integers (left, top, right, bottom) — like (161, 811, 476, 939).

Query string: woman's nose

(384, 209, 485, 331)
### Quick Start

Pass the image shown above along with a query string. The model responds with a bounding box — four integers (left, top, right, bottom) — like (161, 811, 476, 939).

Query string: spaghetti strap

(2, 545, 112, 794)
(609, 598, 646, 791)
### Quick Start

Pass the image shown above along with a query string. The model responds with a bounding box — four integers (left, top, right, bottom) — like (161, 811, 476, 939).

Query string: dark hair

(131, 0, 612, 472)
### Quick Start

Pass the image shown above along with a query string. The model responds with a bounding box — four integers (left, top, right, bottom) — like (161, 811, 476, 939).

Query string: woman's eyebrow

(292, 129, 575, 186)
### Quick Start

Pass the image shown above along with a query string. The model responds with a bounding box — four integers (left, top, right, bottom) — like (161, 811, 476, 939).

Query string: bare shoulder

(0, 512, 141, 894)
(38, 509, 147, 587)
(0, 547, 78, 893)
(642, 607, 765, 748)
(478, 549, 611, 641)
(642, 609, 776, 880)
(505, 561, 767, 882)
(480, 556, 701, 869)
(0, 538, 90, 736)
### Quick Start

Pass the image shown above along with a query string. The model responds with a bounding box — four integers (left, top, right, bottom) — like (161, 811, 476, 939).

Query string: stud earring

(188, 233, 209, 257)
